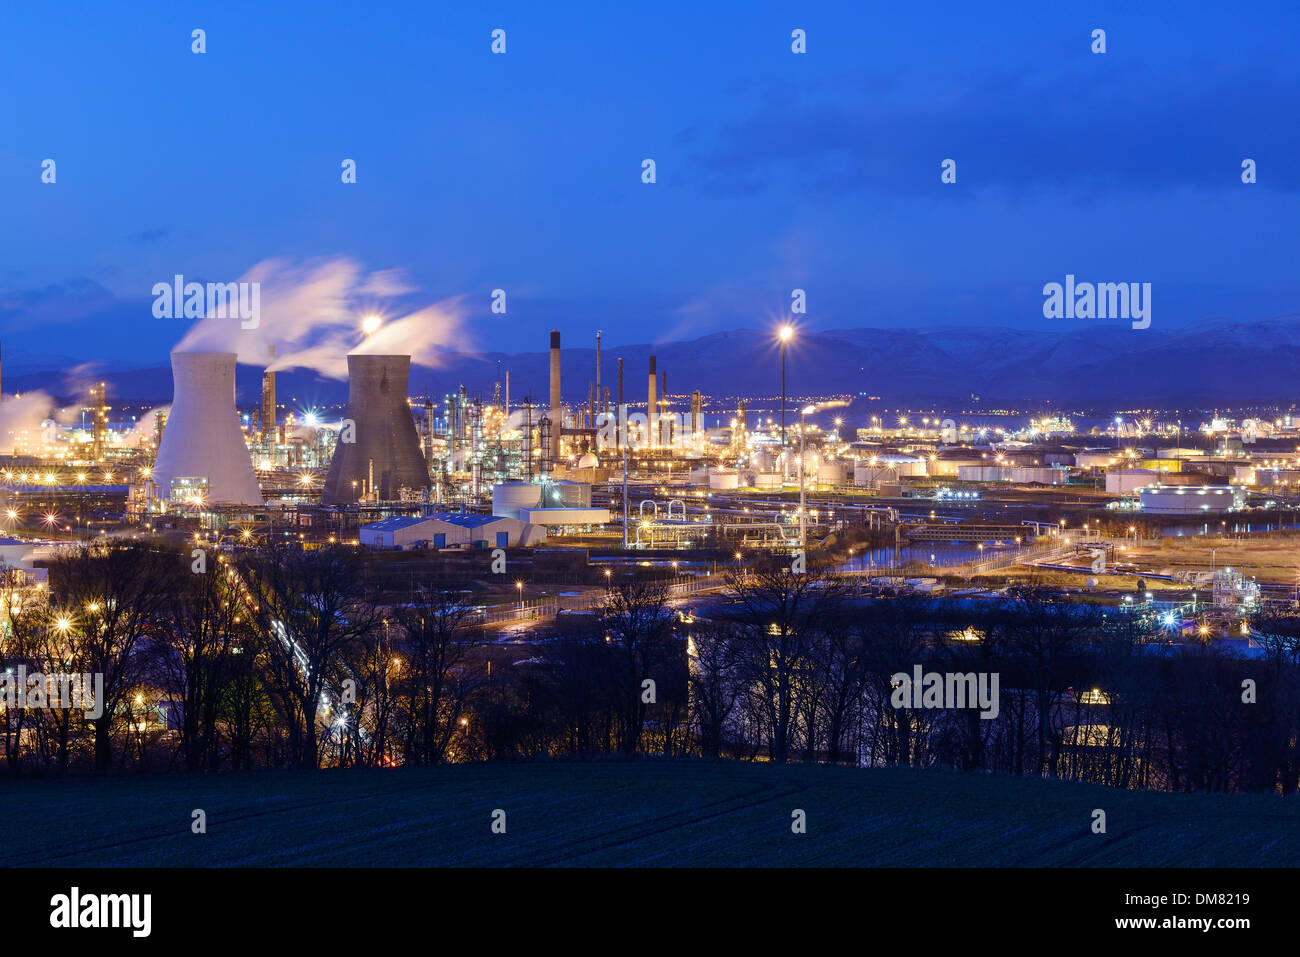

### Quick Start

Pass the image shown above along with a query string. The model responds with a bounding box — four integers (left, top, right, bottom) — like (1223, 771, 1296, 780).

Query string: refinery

(4, 321, 1300, 648)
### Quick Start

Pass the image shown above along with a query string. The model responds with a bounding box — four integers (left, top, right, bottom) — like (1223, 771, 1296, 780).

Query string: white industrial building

(1138, 485, 1244, 515)
(517, 506, 611, 527)
(360, 513, 546, 550)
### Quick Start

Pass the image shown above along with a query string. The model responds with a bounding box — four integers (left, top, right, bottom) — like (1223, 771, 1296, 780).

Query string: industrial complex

(2, 323, 1297, 648)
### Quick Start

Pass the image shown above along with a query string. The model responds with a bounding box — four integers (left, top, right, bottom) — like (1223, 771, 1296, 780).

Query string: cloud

(689, 64, 1300, 196)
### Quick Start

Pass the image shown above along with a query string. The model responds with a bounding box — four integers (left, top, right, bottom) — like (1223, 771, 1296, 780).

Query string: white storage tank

(709, 470, 740, 490)
(492, 481, 542, 518)
(817, 460, 847, 485)
(1139, 485, 1243, 515)
(1106, 469, 1160, 494)
(550, 480, 592, 507)
(754, 472, 782, 488)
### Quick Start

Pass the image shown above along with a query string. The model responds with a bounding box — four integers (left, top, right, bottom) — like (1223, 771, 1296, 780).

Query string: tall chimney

(260, 343, 276, 444)
(647, 355, 658, 449)
(595, 331, 603, 415)
(549, 330, 562, 466)
(617, 357, 624, 450)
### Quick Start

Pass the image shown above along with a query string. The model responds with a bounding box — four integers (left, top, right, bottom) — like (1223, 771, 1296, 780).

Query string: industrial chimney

(260, 344, 276, 444)
(549, 330, 562, 465)
(321, 354, 430, 505)
(647, 355, 658, 449)
(152, 352, 263, 505)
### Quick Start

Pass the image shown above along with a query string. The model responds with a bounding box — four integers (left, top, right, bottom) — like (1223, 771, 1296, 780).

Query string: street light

(515, 580, 524, 610)
(779, 325, 794, 449)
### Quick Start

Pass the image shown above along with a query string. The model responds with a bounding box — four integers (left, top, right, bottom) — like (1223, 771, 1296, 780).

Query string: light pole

(779, 325, 793, 450)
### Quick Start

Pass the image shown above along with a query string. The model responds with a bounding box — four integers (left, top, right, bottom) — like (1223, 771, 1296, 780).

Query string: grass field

(2, 761, 1296, 867)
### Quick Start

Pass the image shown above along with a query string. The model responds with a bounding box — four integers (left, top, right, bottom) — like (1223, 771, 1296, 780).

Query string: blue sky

(1, 0, 1297, 372)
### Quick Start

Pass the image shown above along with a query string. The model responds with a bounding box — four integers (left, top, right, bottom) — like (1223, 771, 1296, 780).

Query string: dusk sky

(2, 0, 1298, 372)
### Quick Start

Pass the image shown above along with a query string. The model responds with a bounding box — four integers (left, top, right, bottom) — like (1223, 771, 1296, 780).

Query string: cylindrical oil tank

(492, 481, 541, 519)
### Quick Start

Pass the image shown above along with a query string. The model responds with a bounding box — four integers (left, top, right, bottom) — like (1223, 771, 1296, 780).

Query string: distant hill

(6, 317, 1299, 406)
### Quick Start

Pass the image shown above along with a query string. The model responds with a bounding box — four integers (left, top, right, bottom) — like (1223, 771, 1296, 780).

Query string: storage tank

(817, 461, 847, 485)
(709, 470, 740, 490)
(754, 472, 781, 488)
(493, 481, 542, 519)
(551, 479, 592, 507)
(1139, 485, 1242, 515)
(151, 352, 262, 505)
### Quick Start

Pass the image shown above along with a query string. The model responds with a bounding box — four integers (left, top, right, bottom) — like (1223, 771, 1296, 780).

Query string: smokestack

(321, 354, 430, 505)
(260, 344, 276, 444)
(90, 381, 108, 463)
(549, 330, 562, 466)
(647, 355, 658, 449)
(152, 352, 262, 505)
(504, 370, 510, 423)
(423, 398, 434, 463)
(617, 357, 624, 449)
(595, 331, 603, 414)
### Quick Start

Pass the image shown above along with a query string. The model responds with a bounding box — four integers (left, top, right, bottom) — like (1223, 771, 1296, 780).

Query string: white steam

(0, 391, 55, 456)
(172, 257, 470, 379)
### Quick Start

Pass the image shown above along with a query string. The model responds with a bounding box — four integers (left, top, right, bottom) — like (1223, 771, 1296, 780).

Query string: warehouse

(360, 513, 547, 550)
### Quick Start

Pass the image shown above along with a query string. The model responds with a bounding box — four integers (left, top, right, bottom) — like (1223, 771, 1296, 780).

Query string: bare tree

(240, 547, 380, 769)
(391, 589, 482, 765)
(599, 576, 676, 756)
(47, 541, 181, 774)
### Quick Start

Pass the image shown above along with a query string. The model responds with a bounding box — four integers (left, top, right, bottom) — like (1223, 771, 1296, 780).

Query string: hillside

(0, 761, 1294, 867)
(9, 317, 1300, 406)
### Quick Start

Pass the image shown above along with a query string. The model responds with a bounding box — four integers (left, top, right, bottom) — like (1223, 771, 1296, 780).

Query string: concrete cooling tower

(321, 354, 430, 505)
(152, 352, 263, 505)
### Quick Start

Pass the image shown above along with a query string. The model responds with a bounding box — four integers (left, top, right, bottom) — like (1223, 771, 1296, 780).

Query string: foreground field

(1, 761, 1295, 867)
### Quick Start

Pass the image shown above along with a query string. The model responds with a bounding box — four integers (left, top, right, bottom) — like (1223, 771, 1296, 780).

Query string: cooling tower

(321, 354, 429, 505)
(152, 352, 263, 505)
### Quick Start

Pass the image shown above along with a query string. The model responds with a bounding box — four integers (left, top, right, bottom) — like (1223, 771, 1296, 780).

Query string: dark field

(2, 761, 1294, 867)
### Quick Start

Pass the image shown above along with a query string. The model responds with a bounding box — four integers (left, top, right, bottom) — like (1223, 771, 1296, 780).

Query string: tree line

(3, 542, 1299, 795)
